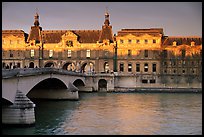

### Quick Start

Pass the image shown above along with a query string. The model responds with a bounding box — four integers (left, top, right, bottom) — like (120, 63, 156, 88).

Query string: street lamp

(113, 41, 118, 72)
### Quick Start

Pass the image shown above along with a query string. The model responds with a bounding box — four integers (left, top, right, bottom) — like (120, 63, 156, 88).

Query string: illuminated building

(2, 11, 202, 88)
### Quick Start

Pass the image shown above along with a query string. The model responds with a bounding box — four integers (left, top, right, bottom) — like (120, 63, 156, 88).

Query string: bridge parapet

(2, 68, 85, 79)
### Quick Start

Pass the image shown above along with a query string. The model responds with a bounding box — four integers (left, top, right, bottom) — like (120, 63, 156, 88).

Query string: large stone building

(2, 11, 202, 89)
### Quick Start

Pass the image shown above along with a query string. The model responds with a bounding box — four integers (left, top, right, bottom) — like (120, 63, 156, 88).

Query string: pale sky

(2, 2, 202, 36)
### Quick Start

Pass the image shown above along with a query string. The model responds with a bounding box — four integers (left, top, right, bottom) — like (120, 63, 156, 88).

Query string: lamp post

(113, 41, 118, 72)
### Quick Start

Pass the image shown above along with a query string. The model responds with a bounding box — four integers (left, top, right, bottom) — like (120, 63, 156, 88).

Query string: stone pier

(2, 90, 36, 126)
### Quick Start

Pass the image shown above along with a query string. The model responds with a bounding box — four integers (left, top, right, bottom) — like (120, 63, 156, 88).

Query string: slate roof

(99, 26, 114, 43)
(41, 30, 102, 43)
(2, 30, 28, 42)
(117, 28, 164, 37)
(27, 26, 42, 43)
(162, 36, 202, 46)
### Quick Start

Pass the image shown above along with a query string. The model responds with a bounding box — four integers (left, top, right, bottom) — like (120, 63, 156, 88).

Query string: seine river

(2, 92, 202, 135)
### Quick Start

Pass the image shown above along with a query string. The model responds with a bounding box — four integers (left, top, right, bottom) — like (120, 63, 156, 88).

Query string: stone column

(2, 90, 36, 126)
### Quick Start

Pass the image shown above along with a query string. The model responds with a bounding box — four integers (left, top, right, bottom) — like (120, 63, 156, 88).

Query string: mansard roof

(73, 30, 101, 43)
(27, 26, 42, 43)
(162, 36, 202, 46)
(42, 30, 67, 43)
(99, 26, 114, 43)
(2, 30, 28, 41)
(117, 28, 164, 37)
(41, 30, 101, 43)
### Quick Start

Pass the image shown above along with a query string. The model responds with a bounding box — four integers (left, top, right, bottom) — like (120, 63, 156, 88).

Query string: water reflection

(2, 93, 202, 135)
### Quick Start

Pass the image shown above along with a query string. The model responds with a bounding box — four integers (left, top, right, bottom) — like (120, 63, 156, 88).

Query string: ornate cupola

(27, 11, 42, 43)
(34, 12, 40, 26)
(99, 9, 114, 43)
(104, 10, 110, 26)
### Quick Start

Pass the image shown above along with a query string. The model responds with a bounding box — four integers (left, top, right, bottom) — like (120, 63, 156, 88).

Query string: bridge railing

(2, 68, 85, 78)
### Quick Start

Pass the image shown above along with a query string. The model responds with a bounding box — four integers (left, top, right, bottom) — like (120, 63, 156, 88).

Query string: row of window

(30, 49, 91, 58)
(162, 60, 201, 66)
(120, 39, 157, 44)
(119, 63, 157, 73)
(3, 40, 21, 45)
(163, 69, 197, 74)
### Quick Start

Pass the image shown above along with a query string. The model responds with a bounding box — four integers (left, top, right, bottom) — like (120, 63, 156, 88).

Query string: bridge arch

(98, 79, 107, 91)
(30, 78, 68, 90)
(27, 77, 68, 99)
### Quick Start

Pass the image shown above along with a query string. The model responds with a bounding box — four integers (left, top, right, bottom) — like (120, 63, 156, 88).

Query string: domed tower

(34, 12, 40, 26)
(99, 8, 114, 43)
(27, 11, 42, 43)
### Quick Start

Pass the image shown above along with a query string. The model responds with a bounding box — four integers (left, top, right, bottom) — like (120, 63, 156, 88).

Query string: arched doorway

(98, 79, 107, 92)
(81, 62, 94, 74)
(44, 62, 54, 68)
(29, 62, 34, 68)
(62, 62, 75, 71)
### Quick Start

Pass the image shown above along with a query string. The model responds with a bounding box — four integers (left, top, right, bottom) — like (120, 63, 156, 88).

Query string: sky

(2, 2, 202, 36)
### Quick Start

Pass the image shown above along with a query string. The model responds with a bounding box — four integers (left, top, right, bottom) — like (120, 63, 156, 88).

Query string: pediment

(140, 33, 154, 38)
(3, 35, 20, 39)
(123, 33, 137, 38)
(62, 31, 78, 39)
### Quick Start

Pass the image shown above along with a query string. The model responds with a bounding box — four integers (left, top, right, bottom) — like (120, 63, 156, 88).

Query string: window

(164, 69, 167, 73)
(17, 40, 20, 44)
(10, 40, 13, 45)
(17, 63, 20, 68)
(31, 49, 34, 58)
(77, 51, 81, 57)
(144, 39, 148, 44)
(173, 69, 176, 74)
(163, 61, 167, 66)
(49, 50, 53, 58)
(162, 50, 167, 58)
(153, 39, 156, 43)
(152, 63, 156, 72)
(17, 51, 20, 57)
(104, 50, 109, 57)
(68, 50, 72, 58)
(2, 62, 5, 68)
(182, 70, 185, 74)
(128, 39, 132, 44)
(181, 49, 186, 58)
(128, 63, 132, 72)
(120, 39, 124, 44)
(142, 79, 148, 83)
(171, 60, 176, 66)
(136, 39, 140, 44)
(144, 63, 148, 72)
(150, 79, 156, 83)
(136, 63, 140, 72)
(128, 49, 132, 57)
(10, 52, 13, 58)
(86, 50, 91, 58)
(144, 50, 148, 58)
(119, 63, 124, 72)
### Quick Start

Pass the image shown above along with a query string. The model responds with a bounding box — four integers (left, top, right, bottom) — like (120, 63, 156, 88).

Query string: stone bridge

(2, 68, 114, 125)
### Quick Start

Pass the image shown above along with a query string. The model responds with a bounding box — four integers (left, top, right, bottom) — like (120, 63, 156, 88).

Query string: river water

(2, 92, 202, 135)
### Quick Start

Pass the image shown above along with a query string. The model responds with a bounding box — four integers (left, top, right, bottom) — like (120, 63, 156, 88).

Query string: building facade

(2, 11, 202, 89)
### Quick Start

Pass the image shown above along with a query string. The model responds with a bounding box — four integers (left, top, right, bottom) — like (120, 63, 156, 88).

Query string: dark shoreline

(107, 88, 202, 93)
